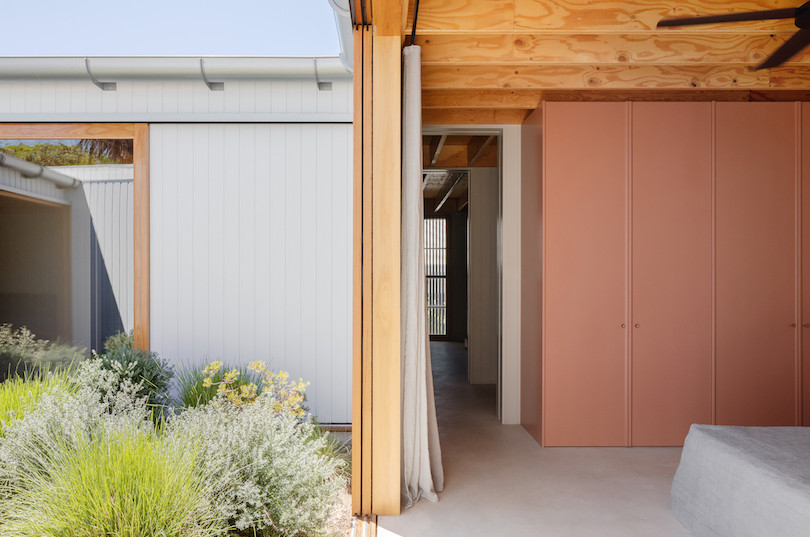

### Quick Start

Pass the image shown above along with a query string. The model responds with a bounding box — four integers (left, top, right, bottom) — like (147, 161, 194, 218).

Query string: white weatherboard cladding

(150, 124, 352, 424)
(0, 166, 70, 205)
(0, 79, 352, 122)
(55, 165, 134, 351)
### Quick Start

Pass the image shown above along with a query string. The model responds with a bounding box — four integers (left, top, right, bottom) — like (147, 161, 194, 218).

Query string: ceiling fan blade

(756, 27, 810, 69)
(658, 8, 796, 28)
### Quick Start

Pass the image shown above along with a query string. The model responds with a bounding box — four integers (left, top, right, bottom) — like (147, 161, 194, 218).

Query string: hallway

(378, 342, 692, 537)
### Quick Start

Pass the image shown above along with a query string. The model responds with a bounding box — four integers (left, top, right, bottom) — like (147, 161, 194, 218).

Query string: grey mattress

(671, 424, 810, 537)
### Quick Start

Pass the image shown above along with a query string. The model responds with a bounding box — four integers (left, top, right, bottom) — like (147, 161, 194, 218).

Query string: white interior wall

(468, 167, 500, 385)
(501, 125, 522, 425)
(150, 123, 352, 424)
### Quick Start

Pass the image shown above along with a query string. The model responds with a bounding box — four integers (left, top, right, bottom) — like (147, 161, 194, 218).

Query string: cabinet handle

(634, 324, 640, 328)
(804, 324, 809, 328)
(620, 324, 625, 328)
(791, 324, 797, 328)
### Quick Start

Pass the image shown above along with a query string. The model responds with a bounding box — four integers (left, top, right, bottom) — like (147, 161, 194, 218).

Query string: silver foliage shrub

(0, 358, 150, 502)
(168, 397, 346, 537)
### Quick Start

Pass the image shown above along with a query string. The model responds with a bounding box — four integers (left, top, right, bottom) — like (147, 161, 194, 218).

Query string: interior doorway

(421, 130, 502, 418)
(0, 192, 71, 345)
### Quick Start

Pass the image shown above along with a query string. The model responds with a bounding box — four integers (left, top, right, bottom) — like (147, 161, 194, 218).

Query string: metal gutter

(0, 152, 81, 189)
(328, 0, 354, 72)
(0, 56, 351, 83)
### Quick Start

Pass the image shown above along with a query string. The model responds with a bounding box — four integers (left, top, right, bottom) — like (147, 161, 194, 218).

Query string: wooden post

(133, 124, 150, 351)
(352, 0, 403, 517)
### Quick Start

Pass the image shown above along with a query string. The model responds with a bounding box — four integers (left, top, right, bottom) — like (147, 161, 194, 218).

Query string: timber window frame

(0, 123, 150, 350)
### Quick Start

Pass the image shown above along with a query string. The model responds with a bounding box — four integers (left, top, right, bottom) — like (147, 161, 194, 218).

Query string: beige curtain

(401, 44, 444, 508)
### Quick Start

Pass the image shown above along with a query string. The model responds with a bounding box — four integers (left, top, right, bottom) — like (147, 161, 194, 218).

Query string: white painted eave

(0, 56, 351, 81)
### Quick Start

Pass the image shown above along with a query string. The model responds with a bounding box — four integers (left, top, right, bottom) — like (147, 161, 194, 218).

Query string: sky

(1, 0, 341, 56)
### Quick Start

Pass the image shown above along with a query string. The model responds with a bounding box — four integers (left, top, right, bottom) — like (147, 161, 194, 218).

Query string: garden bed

(0, 325, 352, 537)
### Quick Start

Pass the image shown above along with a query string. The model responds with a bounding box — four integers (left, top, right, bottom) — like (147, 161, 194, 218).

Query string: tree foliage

(0, 140, 132, 166)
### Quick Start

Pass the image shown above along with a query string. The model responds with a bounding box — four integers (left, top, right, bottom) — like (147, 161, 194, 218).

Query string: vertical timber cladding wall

(468, 167, 499, 385)
(150, 124, 352, 424)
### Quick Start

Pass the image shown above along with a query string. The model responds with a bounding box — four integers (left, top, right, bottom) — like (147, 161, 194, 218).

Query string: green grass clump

(308, 422, 352, 482)
(0, 371, 73, 436)
(0, 426, 225, 537)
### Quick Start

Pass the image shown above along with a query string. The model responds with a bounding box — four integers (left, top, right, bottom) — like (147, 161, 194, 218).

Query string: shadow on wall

(90, 224, 124, 351)
(69, 179, 131, 353)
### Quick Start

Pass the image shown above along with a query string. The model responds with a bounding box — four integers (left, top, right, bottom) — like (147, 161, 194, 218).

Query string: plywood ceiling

(396, 0, 810, 124)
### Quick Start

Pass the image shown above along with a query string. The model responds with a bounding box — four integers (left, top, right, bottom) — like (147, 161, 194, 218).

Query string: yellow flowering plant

(201, 360, 309, 418)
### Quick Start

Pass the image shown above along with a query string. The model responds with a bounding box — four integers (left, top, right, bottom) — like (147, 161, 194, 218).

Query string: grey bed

(671, 424, 810, 537)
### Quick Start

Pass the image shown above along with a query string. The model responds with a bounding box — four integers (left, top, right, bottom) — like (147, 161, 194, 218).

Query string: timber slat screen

(424, 218, 447, 336)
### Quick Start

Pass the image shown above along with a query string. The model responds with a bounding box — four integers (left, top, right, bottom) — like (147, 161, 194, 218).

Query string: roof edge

(0, 56, 352, 82)
(328, 0, 354, 72)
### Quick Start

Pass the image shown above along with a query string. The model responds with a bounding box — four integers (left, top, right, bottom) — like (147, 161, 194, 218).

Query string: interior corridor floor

(377, 341, 692, 537)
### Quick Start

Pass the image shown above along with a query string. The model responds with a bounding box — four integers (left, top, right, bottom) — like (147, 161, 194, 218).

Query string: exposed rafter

(434, 172, 466, 212)
(467, 135, 495, 166)
(430, 134, 447, 165)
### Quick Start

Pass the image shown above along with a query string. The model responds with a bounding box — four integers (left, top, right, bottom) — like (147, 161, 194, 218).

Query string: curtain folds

(401, 45, 444, 508)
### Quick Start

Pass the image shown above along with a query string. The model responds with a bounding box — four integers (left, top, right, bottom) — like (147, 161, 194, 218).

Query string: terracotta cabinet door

(543, 102, 628, 446)
(631, 102, 713, 446)
(716, 102, 798, 426)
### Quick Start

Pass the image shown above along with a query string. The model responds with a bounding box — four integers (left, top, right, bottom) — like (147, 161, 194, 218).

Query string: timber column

(351, 0, 403, 517)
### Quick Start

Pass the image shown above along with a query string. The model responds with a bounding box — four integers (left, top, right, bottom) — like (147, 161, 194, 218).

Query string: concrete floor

(378, 342, 693, 537)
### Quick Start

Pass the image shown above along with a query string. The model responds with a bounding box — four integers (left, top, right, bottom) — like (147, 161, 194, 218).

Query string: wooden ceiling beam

(416, 33, 805, 65)
(402, 0, 411, 35)
(424, 88, 810, 107)
(424, 140, 469, 166)
(423, 108, 530, 125)
(412, 0, 796, 34)
(467, 135, 495, 166)
(423, 89, 543, 109)
(422, 64, 810, 90)
(422, 139, 498, 166)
